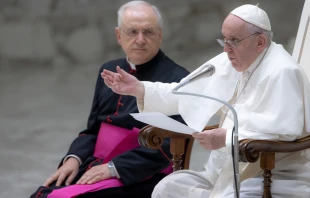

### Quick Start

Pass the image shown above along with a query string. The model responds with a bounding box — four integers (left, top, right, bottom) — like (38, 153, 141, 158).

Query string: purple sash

(48, 123, 172, 198)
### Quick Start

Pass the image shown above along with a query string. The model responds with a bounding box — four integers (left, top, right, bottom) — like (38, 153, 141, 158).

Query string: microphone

(173, 64, 215, 91)
(172, 64, 240, 198)
(188, 64, 216, 81)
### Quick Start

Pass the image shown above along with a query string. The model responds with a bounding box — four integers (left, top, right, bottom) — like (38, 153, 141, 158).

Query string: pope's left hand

(192, 128, 227, 150)
(76, 164, 111, 185)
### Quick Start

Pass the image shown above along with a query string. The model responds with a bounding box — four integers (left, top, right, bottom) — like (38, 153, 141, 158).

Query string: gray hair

(117, 0, 163, 29)
(246, 23, 273, 46)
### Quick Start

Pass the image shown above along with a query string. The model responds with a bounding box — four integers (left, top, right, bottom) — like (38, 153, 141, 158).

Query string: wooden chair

(138, 125, 218, 171)
(138, 1, 310, 197)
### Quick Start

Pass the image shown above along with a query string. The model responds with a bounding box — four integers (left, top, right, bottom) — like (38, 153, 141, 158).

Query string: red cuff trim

(35, 187, 44, 197)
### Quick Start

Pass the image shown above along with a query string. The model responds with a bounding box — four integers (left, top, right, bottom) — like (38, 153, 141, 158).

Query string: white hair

(117, 0, 163, 29)
(246, 23, 273, 46)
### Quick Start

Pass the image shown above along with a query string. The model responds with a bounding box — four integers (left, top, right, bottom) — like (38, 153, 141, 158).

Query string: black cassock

(30, 50, 189, 198)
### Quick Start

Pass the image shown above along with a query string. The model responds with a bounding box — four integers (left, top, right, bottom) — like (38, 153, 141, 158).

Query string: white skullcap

(230, 4, 271, 31)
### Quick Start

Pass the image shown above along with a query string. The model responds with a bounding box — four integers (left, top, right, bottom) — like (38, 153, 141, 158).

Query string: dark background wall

(0, 0, 305, 70)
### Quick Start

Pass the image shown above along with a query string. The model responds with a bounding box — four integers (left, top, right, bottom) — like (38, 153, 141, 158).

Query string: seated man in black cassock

(30, 1, 189, 198)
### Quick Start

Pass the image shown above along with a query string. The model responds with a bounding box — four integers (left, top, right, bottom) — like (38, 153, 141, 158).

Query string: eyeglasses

(120, 27, 160, 38)
(216, 32, 260, 48)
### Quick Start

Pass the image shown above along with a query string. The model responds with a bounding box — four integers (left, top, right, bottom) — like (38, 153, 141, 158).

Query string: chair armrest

(138, 125, 193, 170)
(239, 135, 310, 163)
(239, 135, 310, 197)
(138, 125, 218, 171)
(138, 125, 192, 149)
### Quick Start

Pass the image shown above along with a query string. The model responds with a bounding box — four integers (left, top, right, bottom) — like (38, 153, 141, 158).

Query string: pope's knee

(152, 177, 169, 198)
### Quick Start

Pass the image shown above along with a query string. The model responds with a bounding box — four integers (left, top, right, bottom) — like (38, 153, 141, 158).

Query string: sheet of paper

(130, 112, 198, 135)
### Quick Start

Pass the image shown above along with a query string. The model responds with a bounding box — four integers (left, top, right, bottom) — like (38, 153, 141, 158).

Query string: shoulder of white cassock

(178, 52, 240, 132)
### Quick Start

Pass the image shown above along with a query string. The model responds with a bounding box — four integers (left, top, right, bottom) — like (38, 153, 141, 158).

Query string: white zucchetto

(230, 4, 271, 31)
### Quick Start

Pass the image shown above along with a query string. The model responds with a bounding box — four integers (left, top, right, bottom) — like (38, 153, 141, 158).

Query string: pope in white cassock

(101, 4, 310, 198)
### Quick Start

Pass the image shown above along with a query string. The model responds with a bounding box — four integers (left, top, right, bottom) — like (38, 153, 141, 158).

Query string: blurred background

(0, 0, 305, 197)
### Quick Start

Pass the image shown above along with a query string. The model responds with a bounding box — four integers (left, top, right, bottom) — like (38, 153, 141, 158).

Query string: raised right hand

(101, 66, 145, 99)
(43, 157, 79, 187)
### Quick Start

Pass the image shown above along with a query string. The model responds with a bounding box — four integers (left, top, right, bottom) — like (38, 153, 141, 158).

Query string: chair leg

(262, 169, 272, 198)
(172, 154, 183, 171)
(170, 137, 185, 171)
(260, 152, 275, 198)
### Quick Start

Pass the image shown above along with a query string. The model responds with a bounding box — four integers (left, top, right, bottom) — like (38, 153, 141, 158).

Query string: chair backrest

(292, 0, 310, 79)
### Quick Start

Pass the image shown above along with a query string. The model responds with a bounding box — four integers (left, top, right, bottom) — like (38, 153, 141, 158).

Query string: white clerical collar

(244, 47, 268, 75)
(126, 57, 136, 70)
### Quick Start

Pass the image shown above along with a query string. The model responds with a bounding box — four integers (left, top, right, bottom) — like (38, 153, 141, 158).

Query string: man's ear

(257, 34, 267, 53)
(115, 27, 121, 45)
(158, 28, 163, 45)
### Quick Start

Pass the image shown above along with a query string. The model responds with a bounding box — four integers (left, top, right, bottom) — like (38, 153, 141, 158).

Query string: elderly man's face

(221, 14, 262, 72)
(115, 6, 162, 65)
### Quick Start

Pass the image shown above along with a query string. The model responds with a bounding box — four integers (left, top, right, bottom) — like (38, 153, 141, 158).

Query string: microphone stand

(172, 80, 240, 198)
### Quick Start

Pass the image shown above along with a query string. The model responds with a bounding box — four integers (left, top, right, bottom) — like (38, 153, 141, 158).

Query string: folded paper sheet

(130, 112, 198, 134)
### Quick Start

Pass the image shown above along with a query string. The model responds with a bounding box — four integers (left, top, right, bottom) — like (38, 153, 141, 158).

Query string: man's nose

(223, 42, 232, 52)
(135, 32, 146, 45)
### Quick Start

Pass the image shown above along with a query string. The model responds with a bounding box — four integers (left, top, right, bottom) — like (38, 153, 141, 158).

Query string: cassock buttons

(106, 116, 112, 123)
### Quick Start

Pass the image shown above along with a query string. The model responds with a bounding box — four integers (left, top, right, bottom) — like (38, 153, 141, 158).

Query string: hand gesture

(192, 128, 227, 150)
(101, 66, 144, 98)
(43, 157, 79, 186)
(76, 164, 111, 185)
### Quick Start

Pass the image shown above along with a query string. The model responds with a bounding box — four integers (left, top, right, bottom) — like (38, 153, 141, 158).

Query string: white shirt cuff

(225, 128, 233, 147)
(63, 154, 82, 166)
(137, 97, 144, 112)
(110, 161, 121, 179)
(136, 82, 146, 112)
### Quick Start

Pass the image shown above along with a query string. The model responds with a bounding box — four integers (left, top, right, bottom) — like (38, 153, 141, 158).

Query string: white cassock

(138, 42, 310, 198)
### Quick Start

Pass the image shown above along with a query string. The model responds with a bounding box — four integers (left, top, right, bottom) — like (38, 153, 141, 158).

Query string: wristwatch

(107, 161, 117, 178)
